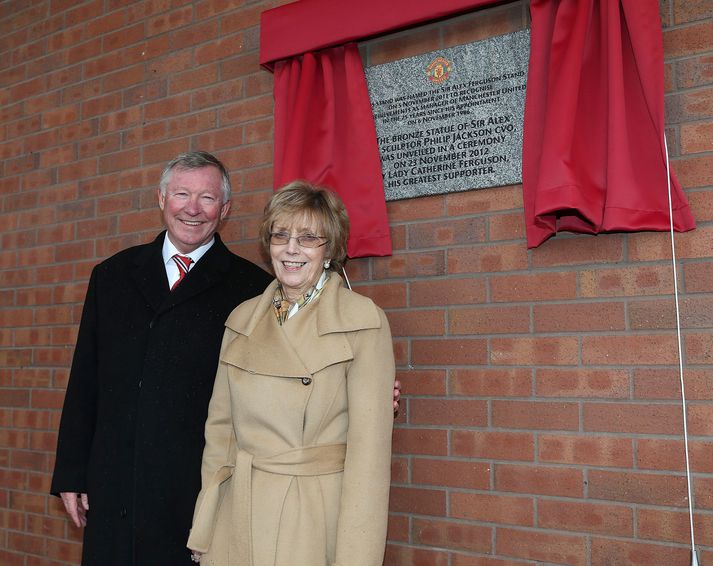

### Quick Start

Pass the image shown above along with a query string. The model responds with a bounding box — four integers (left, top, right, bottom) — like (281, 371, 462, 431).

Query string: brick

(676, 54, 713, 88)
(487, 211, 526, 241)
(686, 189, 713, 222)
(590, 537, 689, 566)
(667, 86, 713, 124)
(46, 539, 83, 564)
(685, 332, 713, 364)
(78, 133, 124, 160)
(397, 369, 446, 396)
(491, 271, 577, 302)
(352, 283, 406, 309)
(143, 139, 192, 166)
(244, 118, 273, 144)
(221, 142, 273, 169)
(386, 195, 445, 221)
(412, 458, 489, 490)
(411, 399, 486, 426)
(681, 120, 713, 154)
(450, 491, 533, 526)
(496, 527, 586, 566)
(539, 499, 633, 536)
(413, 518, 491, 553)
(195, 33, 244, 65)
(450, 368, 532, 397)
(589, 470, 687, 506)
(495, 464, 583, 497)
(580, 264, 674, 297)
(383, 545, 449, 566)
(221, 51, 261, 80)
(8, 532, 46, 555)
(584, 402, 682, 434)
(371, 252, 443, 282)
(536, 301, 625, 332)
(582, 334, 679, 365)
(695, 476, 713, 510)
(446, 185, 523, 215)
(170, 64, 220, 95)
(450, 305, 529, 335)
(26, 513, 66, 539)
(664, 20, 713, 57)
(536, 368, 629, 398)
(389, 486, 446, 516)
(386, 516, 408, 546)
(408, 217, 486, 249)
(386, 309, 445, 337)
(392, 428, 447, 456)
(410, 277, 486, 306)
(492, 400, 579, 430)
(636, 438, 687, 472)
(452, 430, 534, 461)
(219, 95, 274, 124)
(448, 242, 528, 273)
(539, 434, 633, 467)
(491, 336, 578, 365)
(641, 508, 713, 546)
(412, 338, 487, 366)
(687, 403, 713, 435)
(146, 5, 194, 36)
(633, 367, 713, 400)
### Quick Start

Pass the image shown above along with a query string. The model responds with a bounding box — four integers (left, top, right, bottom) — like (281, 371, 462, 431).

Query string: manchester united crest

(426, 56, 453, 84)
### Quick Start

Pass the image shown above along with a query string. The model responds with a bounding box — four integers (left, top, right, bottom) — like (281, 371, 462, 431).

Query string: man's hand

(60, 492, 89, 528)
(393, 379, 401, 415)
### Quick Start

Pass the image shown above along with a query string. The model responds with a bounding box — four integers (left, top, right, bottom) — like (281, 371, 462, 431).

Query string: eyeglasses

(269, 232, 329, 248)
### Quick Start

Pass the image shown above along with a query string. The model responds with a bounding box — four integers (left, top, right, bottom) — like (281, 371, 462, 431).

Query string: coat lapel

(130, 232, 236, 315)
(161, 234, 233, 312)
(130, 232, 171, 313)
(222, 274, 383, 377)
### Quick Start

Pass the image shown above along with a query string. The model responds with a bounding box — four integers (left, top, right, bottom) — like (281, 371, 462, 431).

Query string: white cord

(341, 265, 352, 290)
(663, 134, 697, 559)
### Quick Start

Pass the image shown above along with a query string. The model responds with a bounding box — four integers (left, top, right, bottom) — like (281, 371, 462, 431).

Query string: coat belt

(188, 443, 347, 563)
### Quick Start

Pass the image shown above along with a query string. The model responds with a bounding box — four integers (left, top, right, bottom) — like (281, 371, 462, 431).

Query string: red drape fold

(522, 0, 695, 248)
(273, 43, 392, 258)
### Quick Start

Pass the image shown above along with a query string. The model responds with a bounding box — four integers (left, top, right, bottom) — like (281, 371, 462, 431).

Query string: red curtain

(522, 0, 695, 248)
(273, 43, 392, 258)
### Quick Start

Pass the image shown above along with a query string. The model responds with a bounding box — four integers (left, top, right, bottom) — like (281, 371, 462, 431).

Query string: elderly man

(51, 151, 273, 566)
(52, 151, 400, 566)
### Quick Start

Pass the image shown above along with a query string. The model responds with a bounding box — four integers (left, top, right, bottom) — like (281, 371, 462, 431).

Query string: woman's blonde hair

(259, 181, 350, 272)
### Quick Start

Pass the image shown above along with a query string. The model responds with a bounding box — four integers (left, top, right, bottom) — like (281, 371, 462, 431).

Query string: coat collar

(131, 231, 234, 314)
(226, 273, 382, 338)
(222, 273, 383, 377)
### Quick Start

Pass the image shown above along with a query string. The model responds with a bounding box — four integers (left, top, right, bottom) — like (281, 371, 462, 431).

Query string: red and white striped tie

(171, 254, 193, 290)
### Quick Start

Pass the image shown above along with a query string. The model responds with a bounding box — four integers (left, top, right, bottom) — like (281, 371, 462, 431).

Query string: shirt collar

(162, 233, 215, 266)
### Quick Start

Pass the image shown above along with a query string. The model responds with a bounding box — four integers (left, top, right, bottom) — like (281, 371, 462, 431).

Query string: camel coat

(187, 274, 394, 566)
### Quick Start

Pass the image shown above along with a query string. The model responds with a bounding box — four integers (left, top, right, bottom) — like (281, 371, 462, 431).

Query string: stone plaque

(365, 30, 529, 201)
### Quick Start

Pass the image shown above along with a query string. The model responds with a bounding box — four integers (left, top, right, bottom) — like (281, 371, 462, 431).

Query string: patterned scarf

(272, 271, 329, 325)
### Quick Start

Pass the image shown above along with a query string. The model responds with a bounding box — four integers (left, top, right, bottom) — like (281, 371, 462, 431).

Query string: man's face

(158, 166, 230, 254)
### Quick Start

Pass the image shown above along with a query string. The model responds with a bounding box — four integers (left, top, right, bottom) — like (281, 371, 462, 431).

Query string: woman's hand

(393, 380, 401, 415)
(190, 550, 202, 563)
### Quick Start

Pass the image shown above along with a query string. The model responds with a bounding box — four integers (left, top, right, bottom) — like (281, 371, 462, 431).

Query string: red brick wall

(1, 1, 712, 565)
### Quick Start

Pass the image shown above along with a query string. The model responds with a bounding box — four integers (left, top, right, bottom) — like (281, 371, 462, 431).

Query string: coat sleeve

(187, 327, 237, 553)
(333, 307, 395, 566)
(50, 266, 100, 495)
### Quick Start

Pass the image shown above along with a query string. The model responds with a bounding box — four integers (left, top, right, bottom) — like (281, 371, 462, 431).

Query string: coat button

(120, 507, 127, 518)
(301, 377, 312, 386)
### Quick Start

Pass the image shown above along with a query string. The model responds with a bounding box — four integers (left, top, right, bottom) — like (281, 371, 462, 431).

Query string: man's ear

(157, 188, 165, 210)
(220, 200, 231, 220)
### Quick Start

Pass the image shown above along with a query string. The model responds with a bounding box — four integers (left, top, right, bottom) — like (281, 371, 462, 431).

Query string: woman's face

(270, 212, 328, 303)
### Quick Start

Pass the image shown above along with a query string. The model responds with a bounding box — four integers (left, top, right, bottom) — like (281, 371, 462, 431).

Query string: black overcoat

(51, 232, 271, 566)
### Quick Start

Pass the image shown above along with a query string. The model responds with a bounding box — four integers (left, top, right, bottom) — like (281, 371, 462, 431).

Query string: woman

(187, 181, 395, 566)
